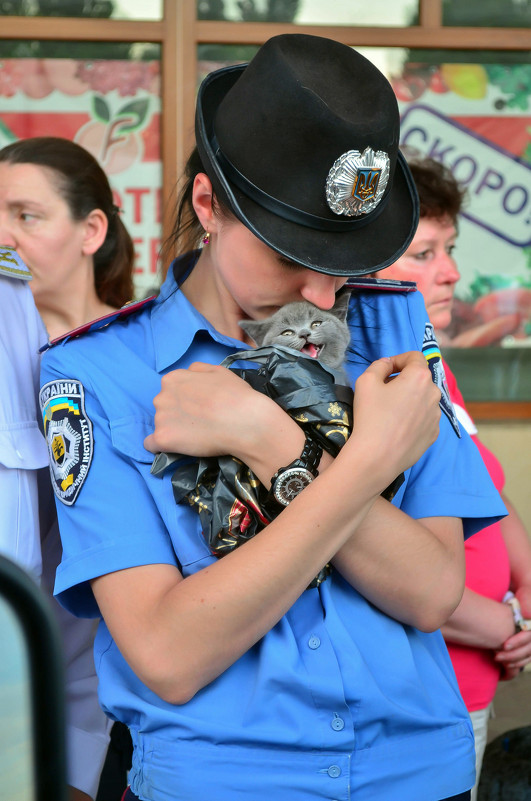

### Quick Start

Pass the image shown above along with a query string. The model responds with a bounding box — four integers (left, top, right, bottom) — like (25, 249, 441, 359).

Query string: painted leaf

(93, 94, 110, 123)
(115, 98, 150, 132)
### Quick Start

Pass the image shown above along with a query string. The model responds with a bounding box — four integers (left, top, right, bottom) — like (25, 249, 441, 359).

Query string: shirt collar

(151, 252, 250, 372)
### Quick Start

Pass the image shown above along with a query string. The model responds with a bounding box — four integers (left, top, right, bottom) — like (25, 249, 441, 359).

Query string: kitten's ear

(238, 318, 267, 346)
(332, 290, 352, 321)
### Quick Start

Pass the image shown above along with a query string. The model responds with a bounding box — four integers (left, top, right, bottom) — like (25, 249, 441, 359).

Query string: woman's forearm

(441, 587, 515, 648)
(333, 499, 465, 632)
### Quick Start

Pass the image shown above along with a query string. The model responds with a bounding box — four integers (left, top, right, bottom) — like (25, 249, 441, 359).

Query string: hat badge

(325, 147, 390, 217)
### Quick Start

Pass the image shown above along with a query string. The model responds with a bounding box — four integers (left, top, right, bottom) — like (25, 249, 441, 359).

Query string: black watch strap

(268, 432, 322, 491)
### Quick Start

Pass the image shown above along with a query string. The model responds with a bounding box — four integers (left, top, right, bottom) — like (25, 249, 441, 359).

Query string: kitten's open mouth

(301, 343, 323, 359)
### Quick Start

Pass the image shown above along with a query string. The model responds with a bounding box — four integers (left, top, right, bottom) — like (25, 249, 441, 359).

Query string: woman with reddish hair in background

(378, 155, 531, 801)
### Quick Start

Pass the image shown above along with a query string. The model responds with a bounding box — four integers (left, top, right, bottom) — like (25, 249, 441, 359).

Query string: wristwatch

(268, 433, 323, 508)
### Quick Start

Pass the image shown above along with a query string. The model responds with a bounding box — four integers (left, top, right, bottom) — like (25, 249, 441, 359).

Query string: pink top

(443, 360, 511, 711)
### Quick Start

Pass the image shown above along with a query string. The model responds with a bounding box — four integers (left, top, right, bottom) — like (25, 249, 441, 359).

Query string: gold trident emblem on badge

(51, 434, 65, 463)
(352, 169, 381, 202)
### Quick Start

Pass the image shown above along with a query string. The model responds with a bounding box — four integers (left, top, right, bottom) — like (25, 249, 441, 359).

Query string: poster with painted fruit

(392, 61, 531, 357)
(0, 58, 162, 300)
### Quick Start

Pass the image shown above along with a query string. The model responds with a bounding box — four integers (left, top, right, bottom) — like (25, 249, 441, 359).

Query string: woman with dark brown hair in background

(0, 136, 134, 340)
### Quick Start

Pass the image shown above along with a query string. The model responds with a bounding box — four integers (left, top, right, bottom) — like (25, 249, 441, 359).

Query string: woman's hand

(145, 362, 267, 458)
(495, 629, 531, 677)
(144, 362, 298, 473)
(349, 352, 441, 485)
(494, 583, 531, 677)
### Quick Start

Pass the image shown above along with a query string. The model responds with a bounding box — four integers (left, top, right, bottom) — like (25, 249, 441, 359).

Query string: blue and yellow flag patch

(422, 322, 461, 438)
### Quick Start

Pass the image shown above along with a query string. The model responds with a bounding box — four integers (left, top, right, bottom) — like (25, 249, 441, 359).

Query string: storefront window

(0, 41, 162, 299)
(196, 0, 417, 26)
(442, 0, 531, 28)
(0, 0, 162, 20)
(394, 50, 531, 400)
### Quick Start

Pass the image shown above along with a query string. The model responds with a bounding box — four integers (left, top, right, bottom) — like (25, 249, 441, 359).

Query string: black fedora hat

(196, 33, 419, 276)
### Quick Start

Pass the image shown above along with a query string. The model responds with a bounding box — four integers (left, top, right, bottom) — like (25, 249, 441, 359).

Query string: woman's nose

(0, 219, 16, 248)
(437, 253, 460, 284)
(300, 273, 344, 309)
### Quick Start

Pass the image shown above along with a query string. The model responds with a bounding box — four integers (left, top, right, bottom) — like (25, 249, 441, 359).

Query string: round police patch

(422, 322, 461, 439)
(39, 379, 94, 505)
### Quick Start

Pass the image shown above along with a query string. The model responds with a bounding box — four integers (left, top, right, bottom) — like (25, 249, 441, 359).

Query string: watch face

(273, 467, 315, 506)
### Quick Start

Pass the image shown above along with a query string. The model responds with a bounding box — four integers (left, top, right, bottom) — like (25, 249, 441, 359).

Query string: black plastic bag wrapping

(151, 345, 403, 588)
(222, 345, 353, 457)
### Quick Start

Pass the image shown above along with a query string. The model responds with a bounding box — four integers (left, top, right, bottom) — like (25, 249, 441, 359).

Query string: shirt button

(308, 635, 321, 649)
(331, 715, 345, 731)
(328, 765, 341, 778)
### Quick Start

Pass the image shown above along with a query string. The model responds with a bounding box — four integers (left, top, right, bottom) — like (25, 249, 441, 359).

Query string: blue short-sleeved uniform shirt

(40, 256, 506, 801)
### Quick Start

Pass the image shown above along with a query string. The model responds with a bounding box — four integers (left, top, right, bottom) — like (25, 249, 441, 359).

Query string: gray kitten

(238, 291, 351, 369)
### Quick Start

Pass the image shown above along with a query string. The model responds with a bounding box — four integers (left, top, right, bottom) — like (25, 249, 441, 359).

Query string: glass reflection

(0, 0, 162, 21)
(197, 0, 417, 25)
(390, 47, 531, 399)
(0, 597, 34, 801)
(442, 0, 531, 28)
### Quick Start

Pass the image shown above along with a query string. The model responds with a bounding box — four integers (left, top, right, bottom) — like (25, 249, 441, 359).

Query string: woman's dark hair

(0, 136, 135, 307)
(406, 156, 467, 224)
(161, 146, 234, 271)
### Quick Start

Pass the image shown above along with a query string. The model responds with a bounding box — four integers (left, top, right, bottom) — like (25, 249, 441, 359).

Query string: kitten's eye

(281, 329, 295, 336)
(311, 321, 322, 329)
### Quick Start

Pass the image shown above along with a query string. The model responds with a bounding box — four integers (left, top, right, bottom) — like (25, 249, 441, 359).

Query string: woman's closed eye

(277, 255, 304, 271)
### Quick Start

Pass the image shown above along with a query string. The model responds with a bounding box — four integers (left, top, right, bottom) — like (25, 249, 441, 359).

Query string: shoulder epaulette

(39, 295, 157, 353)
(0, 246, 32, 280)
(345, 277, 417, 293)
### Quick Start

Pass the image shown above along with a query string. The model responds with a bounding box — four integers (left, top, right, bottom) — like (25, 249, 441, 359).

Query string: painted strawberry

(428, 70, 449, 94)
(391, 75, 427, 102)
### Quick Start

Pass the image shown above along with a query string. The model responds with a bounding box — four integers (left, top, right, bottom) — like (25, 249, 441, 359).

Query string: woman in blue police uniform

(40, 35, 506, 801)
